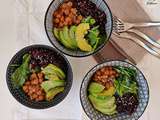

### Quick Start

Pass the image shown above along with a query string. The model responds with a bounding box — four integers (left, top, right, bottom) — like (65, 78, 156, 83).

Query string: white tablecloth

(0, 0, 160, 120)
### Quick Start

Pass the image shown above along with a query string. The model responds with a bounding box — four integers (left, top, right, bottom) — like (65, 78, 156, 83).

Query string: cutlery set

(113, 15, 160, 59)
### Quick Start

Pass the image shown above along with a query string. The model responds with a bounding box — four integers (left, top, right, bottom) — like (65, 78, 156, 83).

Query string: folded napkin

(93, 0, 160, 63)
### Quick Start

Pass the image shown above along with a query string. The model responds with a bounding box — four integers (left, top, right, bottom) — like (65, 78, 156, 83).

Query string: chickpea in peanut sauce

(23, 72, 45, 101)
(53, 1, 83, 28)
(92, 66, 118, 89)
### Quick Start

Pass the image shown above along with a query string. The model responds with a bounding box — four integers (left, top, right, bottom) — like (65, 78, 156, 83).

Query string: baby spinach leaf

(87, 26, 100, 49)
(11, 54, 31, 88)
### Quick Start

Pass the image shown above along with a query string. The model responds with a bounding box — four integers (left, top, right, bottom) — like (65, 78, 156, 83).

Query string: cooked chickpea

(53, 11, 58, 17)
(53, 1, 83, 28)
(59, 22, 64, 27)
(32, 94, 38, 99)
(61, 3, 67, 9)
(38, 95, 44, 101)
(32, 79, 39, 85)
(23, 72, 45, 101)
(38, 78, 43, 83)
(30, 73, 37, 80)
(64, 21, 68, 26)
(54, 18, 59, 23)
(64, 9, 69, 15)
(25, 81, 30, 85)
(93, 66, 119, 89)
(70, 8, 77, 14)
(67, 1, 73, 7)
(78, 15, 83, 21)
(56, 14, 61, 19)
(37, 91, 42, 95)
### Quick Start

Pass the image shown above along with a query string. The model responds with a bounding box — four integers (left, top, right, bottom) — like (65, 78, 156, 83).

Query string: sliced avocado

(91, 93, 108, 100)
(42, 64, 66, 80)
(53, 28, 60, 40)
(88, 82, 105, 94)
(95, 105, 117, 115)
(41, 80, 65, 93)
(45, 74, 59, 81)
(89, 95, 117, 115)
(46, 87, 64, 101)
(98, 87, 116, 97)
(63, 26, 77, 49)
(59, 30, 74, 49)
(69, 26, 77, 48)
(88, 95, 115, 109)
(76, 23, 92, 52)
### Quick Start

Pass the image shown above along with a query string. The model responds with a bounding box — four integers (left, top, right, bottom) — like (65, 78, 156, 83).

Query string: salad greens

(11, 54, 31, 88)
(114, 66, 138, 96)
(87, 26, 100, 49)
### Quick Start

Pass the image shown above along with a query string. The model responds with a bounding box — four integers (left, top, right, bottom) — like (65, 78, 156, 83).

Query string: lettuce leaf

(11, 54, 31, 88)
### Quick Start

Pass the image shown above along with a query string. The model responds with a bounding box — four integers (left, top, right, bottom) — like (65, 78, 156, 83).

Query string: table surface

(0, 0, 160, 120)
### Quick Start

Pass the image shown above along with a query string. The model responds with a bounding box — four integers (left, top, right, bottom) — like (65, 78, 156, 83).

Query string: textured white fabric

(1, 0, 160, 120)
(13, 0, 96, 119)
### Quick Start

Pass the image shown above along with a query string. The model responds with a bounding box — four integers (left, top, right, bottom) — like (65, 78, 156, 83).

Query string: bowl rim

(80, 59, 150, 120)
(6, 44, 73, 109)
(44, 0, 113, 57)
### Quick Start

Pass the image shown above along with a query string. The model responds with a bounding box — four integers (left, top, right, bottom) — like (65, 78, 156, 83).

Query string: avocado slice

(53, 28, 60, 40)
(88, 82, 105, 94)
(42, 64, 66, 80)
(69, 26, 77, 48)
(76, 23, 92, 52)
(45, 74, 59, 81)
(46, 87, 64, 101)
(63, 26, 77, 49)
(95, 105, 117, 115)
(41, 80, 65, 93)
(88, 95, 115, 109)
(98, 87, 116, 97)
(89, 95, 117, 115)
(59, 30, 74, 49)
(91, 93, 108, 100)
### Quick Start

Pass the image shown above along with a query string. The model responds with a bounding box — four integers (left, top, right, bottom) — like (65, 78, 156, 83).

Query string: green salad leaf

(11, 54, 31, 88)
(114, 66, 138, 96)
(87, 26, 100, 49)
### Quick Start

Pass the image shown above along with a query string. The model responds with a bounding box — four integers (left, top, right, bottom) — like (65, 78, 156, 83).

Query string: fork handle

(121, 33, 160, 59)
(130, 22, 160, 28)
(128, 29, 160, 49)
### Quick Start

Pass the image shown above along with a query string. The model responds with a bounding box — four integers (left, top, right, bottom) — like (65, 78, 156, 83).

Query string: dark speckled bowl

(44, 0, 113, 57)
(80, 60, 149, 120)
(6, 45, 73, 109)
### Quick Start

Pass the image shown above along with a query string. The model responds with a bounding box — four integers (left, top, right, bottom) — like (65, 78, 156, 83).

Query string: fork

(113, 16, 160, 32)
(113, 31, 160, 59)
(113, 16, 160, 49)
